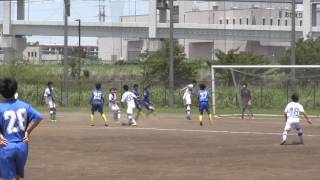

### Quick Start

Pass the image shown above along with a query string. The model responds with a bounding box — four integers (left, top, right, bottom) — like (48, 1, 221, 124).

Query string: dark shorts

(199, 102, 210, 114)
(91, 103, 104, 113)
(135, 102, 142, 111)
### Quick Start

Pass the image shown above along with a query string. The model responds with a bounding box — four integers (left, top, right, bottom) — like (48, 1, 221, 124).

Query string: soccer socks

(52, 111, 56, 120)
(128, 114, 137, 126)
(101, 113, 107, 122)
(186, 105, 191, 119)
(115, 110, 121, 120)
(49, 110, 54, 120)
(208, 113, 213, 124)
(198, 115, 203, 126)
(297, 128, 304, 143)
(282, 131, 288, 142)
(101, 113, 108, 126)
(89, 114, 94, 126)
(198, 115, 203, 122)
(198, 114, 212, 125)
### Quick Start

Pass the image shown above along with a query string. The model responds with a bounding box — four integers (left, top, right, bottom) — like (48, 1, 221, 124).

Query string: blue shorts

(135, 102, 142, 111)
(91, 103, 104, 113)
(199, 102, 210, 114)
(0, 142, 28, 179)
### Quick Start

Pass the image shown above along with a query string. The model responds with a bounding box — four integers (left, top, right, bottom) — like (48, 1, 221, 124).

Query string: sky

(0, 0, 149, 45)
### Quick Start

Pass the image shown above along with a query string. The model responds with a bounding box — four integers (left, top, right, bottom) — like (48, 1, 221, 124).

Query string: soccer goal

(211, 65, 320, 117)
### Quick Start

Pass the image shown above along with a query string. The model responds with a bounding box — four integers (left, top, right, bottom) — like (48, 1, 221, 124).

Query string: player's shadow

(282, 141, 304, 145)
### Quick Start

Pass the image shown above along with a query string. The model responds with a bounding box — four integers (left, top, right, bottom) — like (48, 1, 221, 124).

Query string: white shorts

(48, 101, 56, 109)
(284, 122, 301, 131)
(183, 96, 191, 106)
(109, 104, 120, 112)
(127, 107, 135, 114)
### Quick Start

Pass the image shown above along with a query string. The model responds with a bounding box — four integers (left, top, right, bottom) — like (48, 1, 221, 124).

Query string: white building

(23, 45, 98, 64)
(97, 1, 317, 62)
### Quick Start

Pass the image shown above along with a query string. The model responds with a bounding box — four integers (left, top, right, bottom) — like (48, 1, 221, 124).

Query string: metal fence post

(36, 80, 39, 105)
(314, 81, 316, 109)
(78, 80, 82, 106)
(60, 81, 63, 106)
(260, 86, 263, 108)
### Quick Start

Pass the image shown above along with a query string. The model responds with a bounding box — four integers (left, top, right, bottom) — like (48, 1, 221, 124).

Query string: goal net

(211, 65, 320, 117)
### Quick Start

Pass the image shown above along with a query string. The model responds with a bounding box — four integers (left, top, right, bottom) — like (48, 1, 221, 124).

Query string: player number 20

(4, 109, 27, 134)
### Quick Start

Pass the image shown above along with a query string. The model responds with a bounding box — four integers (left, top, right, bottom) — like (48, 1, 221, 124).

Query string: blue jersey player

(132, 84, 144, 120)
(89, 83, 108, 126)
(0, 77, 43, 180)
(143, 85, 155, 116)
(197, 84, 212, 126)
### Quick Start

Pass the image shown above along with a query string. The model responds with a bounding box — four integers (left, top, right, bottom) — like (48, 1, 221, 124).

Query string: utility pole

(168, 0, 175, 106)
(290, 0, 296, 92)
(63, 0, 70, 106)
(75, 19, 81, 80)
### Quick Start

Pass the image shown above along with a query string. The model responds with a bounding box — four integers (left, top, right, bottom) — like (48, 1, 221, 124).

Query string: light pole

(290, 0, 296, 92)
(168, 0, 174, 106)
(63, 0, 70, 106)
(75, 19, 81, 80)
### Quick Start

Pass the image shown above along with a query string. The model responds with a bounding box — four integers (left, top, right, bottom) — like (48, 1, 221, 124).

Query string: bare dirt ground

(25, 112, 320, 180)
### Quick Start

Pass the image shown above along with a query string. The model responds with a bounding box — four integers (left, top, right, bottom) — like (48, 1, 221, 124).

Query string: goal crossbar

(211, 65, 320, 69)
(211, 65, 320, 115)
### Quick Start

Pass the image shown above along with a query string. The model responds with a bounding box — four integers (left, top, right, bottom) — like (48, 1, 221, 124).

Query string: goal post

(211, 65, 320, 116)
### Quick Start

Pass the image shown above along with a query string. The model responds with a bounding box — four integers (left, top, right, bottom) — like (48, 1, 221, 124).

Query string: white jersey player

(44, 81, 57, 121)
(121, 85, 137, 126)
(109, 88, 121, 121)
(281, 93, 312, 145)
(180, 80, 197, 120)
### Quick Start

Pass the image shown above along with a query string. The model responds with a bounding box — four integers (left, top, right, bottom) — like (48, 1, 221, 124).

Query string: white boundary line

(42, 126, 320, 137)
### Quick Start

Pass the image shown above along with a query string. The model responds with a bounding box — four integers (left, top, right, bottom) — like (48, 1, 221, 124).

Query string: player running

(143, 85, 155, 116)
(108, 88, 121, 121)
(132, 84, 144, 120)
(0, 77, 43, 180)
(89, 83, 108, 127)
(44, 82, 57, 121)
(280, 93, 312, 145)
(181, 80, 197, 120)
(121, 85, 137, 126)
(197, 84, 213, 126)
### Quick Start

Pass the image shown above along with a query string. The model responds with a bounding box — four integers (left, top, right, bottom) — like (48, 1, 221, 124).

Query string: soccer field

(26, 112, 320, 180)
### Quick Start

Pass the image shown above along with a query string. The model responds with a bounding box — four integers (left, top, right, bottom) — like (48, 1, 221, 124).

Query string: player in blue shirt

(197, 84, 212, 126)
(89, 83, 108, 126)
(0, 77, 43, 180)
(132, 84, 144, 120)
(143, 85, 155, 116)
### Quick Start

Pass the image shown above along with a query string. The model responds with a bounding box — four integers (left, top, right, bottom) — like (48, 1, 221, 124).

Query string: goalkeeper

(240, 83, 253, 120)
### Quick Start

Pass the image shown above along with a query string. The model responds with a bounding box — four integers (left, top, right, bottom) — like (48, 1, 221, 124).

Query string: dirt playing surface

(25, 112, 320, 180)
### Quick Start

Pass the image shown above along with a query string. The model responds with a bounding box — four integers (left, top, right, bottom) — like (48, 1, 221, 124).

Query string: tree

(143, 41, 197, 86)
(208, 48, 271, 85)
(279, 37, 320, 81)
(279, 37, 320, 65)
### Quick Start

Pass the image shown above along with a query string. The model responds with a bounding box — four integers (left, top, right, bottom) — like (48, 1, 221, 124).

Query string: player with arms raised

(89, 83, 108, 127)
(280, 93, 312, 145)
(0, 77, 43, 180)
(181, 80, 197, 120)
(197, 84, 213, 126)
(121, 85, 137, 126)
(44, 82, 56, 121)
